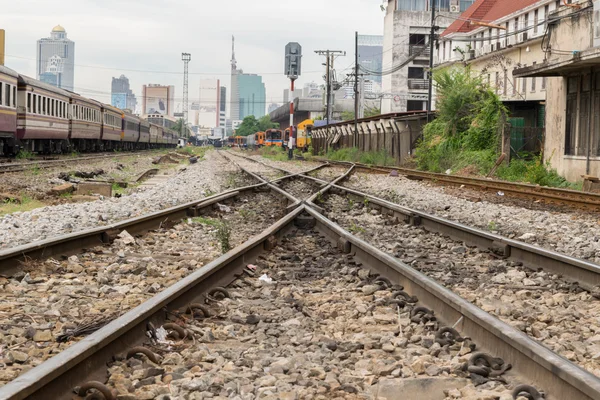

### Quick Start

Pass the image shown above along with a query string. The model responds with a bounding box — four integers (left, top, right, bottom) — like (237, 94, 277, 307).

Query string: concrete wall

(542, 6, 595, 181)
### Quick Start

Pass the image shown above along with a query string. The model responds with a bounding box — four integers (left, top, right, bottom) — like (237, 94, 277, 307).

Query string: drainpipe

(587, 67, 593, 175)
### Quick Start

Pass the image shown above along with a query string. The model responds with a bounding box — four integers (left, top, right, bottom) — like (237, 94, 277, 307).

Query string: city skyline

(2, 0, 382, 116)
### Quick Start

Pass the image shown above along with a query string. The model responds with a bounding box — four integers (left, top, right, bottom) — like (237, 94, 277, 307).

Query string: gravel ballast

(0, 151, 235, 250)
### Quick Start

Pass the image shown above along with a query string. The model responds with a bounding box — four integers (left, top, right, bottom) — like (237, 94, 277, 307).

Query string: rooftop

(442, 0, 542, 36)
(52, 25, 65, 33)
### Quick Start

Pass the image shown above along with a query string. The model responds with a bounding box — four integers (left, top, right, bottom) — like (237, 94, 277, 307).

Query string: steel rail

(0, 151, 166, 174)
(3, 154, 600, 399)
(322, 159, 600, 210)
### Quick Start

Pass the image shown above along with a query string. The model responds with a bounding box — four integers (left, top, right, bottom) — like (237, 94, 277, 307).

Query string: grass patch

(495, 154, 579, 189)
(0, 194, 46, 216)
(259, 146, 289, 162)
(325, 148, 396, 166)
(179, 146, 212, 158)
(112, 183, 127, 196)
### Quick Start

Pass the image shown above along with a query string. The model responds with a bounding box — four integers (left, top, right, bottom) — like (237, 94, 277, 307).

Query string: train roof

(0, 65, 19, 78)
(17, 74, 72, 97)
(70, 92, 104, 107)
(101, 103, 124, 114)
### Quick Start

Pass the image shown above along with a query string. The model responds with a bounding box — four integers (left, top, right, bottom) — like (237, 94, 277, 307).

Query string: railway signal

(285, 42, 302, 159)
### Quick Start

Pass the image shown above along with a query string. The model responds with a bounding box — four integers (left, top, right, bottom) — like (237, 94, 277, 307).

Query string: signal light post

(285, 42, 302, 160)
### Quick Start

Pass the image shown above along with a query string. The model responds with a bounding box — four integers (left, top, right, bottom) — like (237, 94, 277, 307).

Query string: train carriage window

(27, 93, 32, 113)
(33, 94, 37, 114)
(38, 96, 41, 115)
(63, 102, 66, 119)
(5, 84, 10, 108)
(0, 82, 3, 105)
(42, 97, 46, 114)
(51, 99, 55, 116)
(12, 86, 16, 108)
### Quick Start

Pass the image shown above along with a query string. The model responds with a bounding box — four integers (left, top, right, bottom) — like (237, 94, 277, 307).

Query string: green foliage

(236, 115, 279, 136)
(495, 153, 578, 189)
(111, 183, 126, 196)
(325, 148, 395, 166)
(341, 111, 355, 121)
(415, 66, 506, 174)
(340, 107, 381, 122)
(348, 222, 365, 234)
(16, 150, 35, 160)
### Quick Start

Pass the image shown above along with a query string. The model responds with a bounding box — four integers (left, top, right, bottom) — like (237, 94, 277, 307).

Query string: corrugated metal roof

(442, 0, 542, 37)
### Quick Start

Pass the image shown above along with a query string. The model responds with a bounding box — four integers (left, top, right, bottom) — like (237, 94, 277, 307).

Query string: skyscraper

(238, 74, 266, 119)
(142, 84, 175, 117)
(220, 86, 227, 128)
(197, 79, 220, 129)
(36, 25, 75, 91)
(229, 36, 266, 120)
(111, 75, 137, 112)
(358, 35, 383, 84)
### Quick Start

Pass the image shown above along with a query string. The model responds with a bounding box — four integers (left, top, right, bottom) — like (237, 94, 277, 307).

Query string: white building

(195, 79, 221, 129)
(36, 25, 75, 91)
(381, 0, 474, 113)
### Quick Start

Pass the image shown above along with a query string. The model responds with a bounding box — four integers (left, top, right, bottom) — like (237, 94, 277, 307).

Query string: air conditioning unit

(483, 44, 491, 53)
(475, 47, 484, 57)
(519, 32, 529, 42)
(450, 4, 460, 12)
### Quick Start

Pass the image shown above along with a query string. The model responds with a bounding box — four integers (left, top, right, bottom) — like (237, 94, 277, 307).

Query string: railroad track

(0, 151, 169, 174)
(0, 153, 599, 398)
(321, 159, 600, 211)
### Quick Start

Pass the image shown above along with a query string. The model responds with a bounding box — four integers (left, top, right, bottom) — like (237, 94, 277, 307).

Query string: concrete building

(142, 84, 175, 117)
(268, 103, 280, 114)
(438, 0, 556, 130)
(111, 75, 137, 112)
(220, 86, 227, 127)
(381, 0, 474, 113)
(283, 88, 303, 103)
(195, 79, 221, 129)
(238, 74, 266, 119)
(358, 34, 384, 84)
(514, 0, 600, 181)
(229, 36, 266, 120)
(303, 82, 323, 98)
(36, 25, 75, 91)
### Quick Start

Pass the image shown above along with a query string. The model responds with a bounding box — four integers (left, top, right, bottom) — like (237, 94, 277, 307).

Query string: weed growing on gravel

(16, 150, 35, 160)
(225, 174, 237, 188)
(239, 208, 256, 222)
(111, 183, 126, 196)
(0, 193, 45, 216)
(217, 221, 231, 253)
(325, 148, 395, 166)
(27, 164, 41, 176)
(488, 221, 498, 231)
(348, 222, 365, 234)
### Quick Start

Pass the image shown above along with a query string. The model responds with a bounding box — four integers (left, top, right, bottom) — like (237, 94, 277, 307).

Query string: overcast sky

(3, 0, 384, 115)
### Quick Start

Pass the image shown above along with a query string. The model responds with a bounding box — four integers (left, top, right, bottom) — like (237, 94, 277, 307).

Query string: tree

(257, 115, 279, 131)
(364, 106, 381, 118)
(235, 115, 279, 136)
(235, 116, 259, 136)
(172, 118, 187, 137)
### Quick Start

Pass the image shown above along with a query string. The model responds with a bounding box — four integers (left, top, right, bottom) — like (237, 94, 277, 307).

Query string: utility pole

(315, 50, 345, 141)
(427, 0, 437, 120)
(354, 32, 359, 148)
(181, 53, 191, 139)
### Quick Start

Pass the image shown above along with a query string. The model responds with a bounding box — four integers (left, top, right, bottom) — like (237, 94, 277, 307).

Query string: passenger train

(0, 65, 180, 155)
(224, 119, 314, 150)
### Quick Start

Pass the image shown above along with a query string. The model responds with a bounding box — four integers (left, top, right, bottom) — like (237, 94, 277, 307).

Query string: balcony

(408, 79, 428, 90)
(409, 45, 430, 58)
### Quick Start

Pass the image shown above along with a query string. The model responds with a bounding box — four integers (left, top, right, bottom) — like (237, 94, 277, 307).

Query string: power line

(2, 53, 324, 76)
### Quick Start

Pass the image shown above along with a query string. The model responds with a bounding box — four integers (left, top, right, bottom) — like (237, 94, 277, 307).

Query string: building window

(397, 0, 426, 11)
(407, 100, 424, 111)
(460, 0, 474, 12)
(534, 9, 539, 34)
(408, 67, 424, 79)
(565, 76, 579, 155)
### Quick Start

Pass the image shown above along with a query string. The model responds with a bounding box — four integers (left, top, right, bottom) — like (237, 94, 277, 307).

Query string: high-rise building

(238, 74, 266, 119)
(196, 79, 221, 129)
(142, 84, 175, 117)
(358, 35, 384, 85)
(220, 86, 227, 128)
(111, 75, 137, 112)
(229, 36, 266, 120)
(36, 25, 75, 91)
